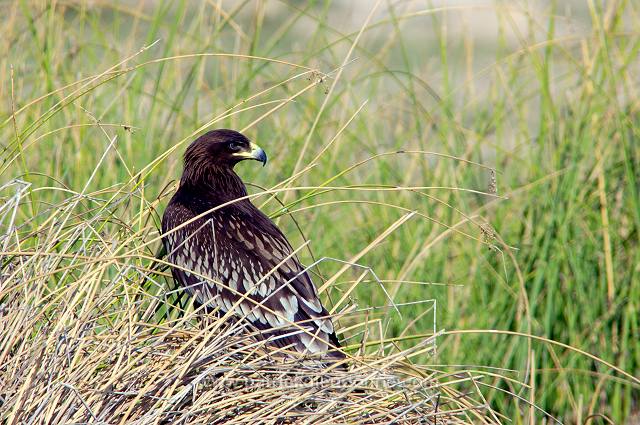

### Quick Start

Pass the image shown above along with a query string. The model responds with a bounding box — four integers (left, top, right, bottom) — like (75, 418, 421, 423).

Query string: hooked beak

(233, 142, 268, 166)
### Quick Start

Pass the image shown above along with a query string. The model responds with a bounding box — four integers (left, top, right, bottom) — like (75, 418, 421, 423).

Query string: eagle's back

(161, 188, 343, 359)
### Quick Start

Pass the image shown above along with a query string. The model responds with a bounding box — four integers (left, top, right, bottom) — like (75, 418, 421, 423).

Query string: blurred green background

(1, 0, 638, 422)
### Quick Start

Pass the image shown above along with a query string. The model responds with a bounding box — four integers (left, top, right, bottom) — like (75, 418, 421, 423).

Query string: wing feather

(162, 199, 343, 360)
(221, 206, 342, 357)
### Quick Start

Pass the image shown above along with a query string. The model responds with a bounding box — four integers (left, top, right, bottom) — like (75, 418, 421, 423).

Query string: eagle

(161, 129, 344, 362)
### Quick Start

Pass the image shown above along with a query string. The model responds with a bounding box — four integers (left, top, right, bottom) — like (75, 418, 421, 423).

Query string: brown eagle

(162, 129, 344, 361)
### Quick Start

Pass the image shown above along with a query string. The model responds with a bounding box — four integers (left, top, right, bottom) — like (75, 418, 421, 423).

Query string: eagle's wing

(161, 202, 223, 306)
(217, 204, 343, 358)
(161, 200, 343, 359)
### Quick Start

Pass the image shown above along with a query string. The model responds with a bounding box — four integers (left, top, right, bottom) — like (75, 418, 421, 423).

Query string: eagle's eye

(228, 142, 242, 152)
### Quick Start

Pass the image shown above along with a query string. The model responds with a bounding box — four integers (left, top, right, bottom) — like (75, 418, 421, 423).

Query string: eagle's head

(184, 129, 267, 170)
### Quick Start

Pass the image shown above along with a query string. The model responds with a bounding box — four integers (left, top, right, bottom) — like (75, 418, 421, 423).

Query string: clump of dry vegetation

(0, 180, 493, 423)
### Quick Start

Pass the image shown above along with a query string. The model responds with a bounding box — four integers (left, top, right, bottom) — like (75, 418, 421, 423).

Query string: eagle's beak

(233, 142, 268, 166)
(251, 143, 268, 167)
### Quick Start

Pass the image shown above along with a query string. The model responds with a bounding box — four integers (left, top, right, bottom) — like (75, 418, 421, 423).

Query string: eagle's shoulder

(162, 193, 196, 231)
(222, 203, 297, 271)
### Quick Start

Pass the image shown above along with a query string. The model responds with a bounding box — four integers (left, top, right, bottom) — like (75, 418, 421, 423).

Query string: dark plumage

(162, 129, 344, 361)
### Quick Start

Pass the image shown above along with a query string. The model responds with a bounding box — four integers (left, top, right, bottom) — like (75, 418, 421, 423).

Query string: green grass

(1, 1, 639, 422)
